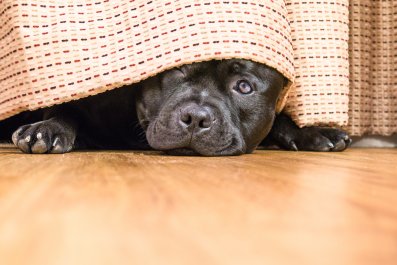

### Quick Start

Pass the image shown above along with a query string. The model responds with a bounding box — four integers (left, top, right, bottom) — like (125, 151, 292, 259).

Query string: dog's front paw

(281, 127, 352, 152)
(12, 119, 75, 154)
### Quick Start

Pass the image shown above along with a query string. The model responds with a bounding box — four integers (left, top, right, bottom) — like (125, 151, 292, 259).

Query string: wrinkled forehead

(217, 59, 273, 78)
(179, 61, 218, 78)
(179, 59, 259, 79)
(218, 59, 254, 71)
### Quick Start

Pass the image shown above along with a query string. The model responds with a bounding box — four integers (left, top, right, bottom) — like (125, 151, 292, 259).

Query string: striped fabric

(284, 0, 350, 128)
(0, 0, 294, 120)
(348, 0, 397, 136)
(3, 0, 394, 136)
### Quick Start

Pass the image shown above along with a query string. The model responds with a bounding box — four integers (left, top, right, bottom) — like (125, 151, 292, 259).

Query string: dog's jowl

(9, 59, 351, 155)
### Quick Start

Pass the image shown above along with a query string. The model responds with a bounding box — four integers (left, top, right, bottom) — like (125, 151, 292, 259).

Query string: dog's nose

(180, 105, 213, 130)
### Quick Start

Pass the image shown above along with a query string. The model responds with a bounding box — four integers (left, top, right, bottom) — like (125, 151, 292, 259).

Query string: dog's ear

(136, 99, 149, 130)
(279, 76, 290, 97)
(283, 76, 289, 87)
(258, 65, 287, 94)
(251, 63, 290, 114)
(274, 76, 291, 113)
(136, 76, 163, 130)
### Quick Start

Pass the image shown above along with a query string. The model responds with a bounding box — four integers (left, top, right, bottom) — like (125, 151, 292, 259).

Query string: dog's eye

(235, 80, 253, 94)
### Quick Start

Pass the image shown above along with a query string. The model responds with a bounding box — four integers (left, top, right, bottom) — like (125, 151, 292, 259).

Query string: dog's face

(136, 59, 287, 156)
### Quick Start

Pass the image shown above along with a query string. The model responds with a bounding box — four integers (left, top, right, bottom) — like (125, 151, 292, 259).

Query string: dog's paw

(281, 127, 352, 152)
(12, 119, 75, 154)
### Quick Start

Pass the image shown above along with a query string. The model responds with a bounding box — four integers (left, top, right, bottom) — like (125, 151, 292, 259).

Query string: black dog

(6, 59, 351, 155)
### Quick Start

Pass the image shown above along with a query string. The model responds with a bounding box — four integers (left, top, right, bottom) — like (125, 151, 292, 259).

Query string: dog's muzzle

(146, 102, 245, 156)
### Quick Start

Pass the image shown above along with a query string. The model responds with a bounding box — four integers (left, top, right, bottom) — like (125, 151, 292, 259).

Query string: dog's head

(136, 59, 287, 156)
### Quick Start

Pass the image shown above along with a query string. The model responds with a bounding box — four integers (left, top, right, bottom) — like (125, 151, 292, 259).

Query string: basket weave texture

(283, 0, 350, 128)
(348, 0, 397, 136)
(0, 0, 295, 120)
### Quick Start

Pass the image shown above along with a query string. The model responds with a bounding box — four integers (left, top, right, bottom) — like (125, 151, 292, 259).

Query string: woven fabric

(0, 0, 295, 121)
(348, 0, 397, 136)
(283, 0, 350, 128)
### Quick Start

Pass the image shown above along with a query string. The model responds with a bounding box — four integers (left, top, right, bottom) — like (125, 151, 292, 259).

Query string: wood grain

(0, 145, 396, 265)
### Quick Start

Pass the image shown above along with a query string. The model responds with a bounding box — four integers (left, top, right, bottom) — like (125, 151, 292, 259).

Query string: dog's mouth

(145, 117, 246, 156)
(142, 99, 247, 156)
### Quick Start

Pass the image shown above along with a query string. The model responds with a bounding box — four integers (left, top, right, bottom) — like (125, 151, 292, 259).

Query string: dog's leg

(12, 106, 78, 154)
(264, 113, 352, 151)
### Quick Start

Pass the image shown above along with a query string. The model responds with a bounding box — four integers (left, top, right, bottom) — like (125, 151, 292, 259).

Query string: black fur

(3, 59, 351, 155)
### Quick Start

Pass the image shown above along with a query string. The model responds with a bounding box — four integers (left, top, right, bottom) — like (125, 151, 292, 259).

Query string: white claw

(36, 132, 42, 140)
(52, 137, 59, 147)
(12, 128, 22, 145)
(52, 144, 63, 153)
(24, 135, 31, 143)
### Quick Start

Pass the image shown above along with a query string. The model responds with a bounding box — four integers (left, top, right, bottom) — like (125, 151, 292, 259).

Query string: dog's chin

(163, 144, 245, 156)
(145, 120, 246, 156)
(148, 133, 246, 156)
(164, 148, 200, 156)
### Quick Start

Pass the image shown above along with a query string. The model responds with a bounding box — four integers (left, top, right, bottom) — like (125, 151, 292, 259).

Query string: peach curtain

(348, 0, 397, 136)
(0, 0, 396, 136)
(284, 0, 350, 129)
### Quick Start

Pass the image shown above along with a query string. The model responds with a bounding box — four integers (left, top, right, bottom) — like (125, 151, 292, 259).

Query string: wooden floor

(0, 145, 396, 265)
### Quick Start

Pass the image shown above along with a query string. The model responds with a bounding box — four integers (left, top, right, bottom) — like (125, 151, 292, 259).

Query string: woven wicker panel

(283, 0, 350, 127)
(0, 0, 295, 121)
(348, 0, 397, 136)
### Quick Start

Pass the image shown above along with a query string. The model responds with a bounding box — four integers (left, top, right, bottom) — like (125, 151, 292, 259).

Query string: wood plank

(0, 146, 396, 265)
